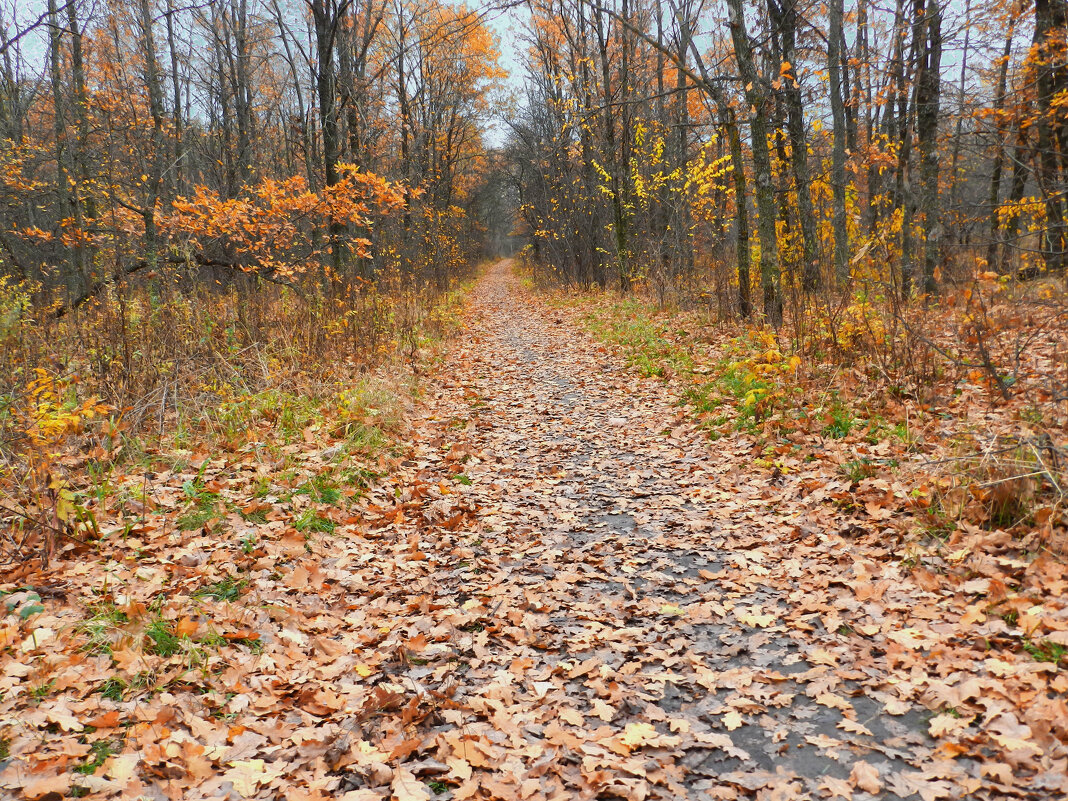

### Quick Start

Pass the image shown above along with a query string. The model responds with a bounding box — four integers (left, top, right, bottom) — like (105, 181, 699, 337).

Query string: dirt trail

(383, 260, 985, 799)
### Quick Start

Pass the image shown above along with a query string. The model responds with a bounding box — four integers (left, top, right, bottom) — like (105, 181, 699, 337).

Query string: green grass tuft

(294, 510, 335, 534)
(841, 458, 877, 483)
(97, 678, 126, 701)
(825, 402, 857, 439)
(145, 618, 181, 657)
(74, 740, 119, 776)
(1023, 639, 1067, 665)
(297, 474, 342, 505)
(194, 578, 245, 602)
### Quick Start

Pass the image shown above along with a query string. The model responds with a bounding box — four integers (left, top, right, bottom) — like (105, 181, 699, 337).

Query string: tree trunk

(828, 0, 850, 285)
(310, 0, 346, 275)
(725, 107, 752, 318)
(673, 2, 694, 277)
(66, 0, 96, 282)
(946, 0, 971, 218)
(858, 0, 878, 231)
(47, 0, 82, 294)
(594, 8, 631, 290)
(726, 0, 782, 326)
(893, 0, 921, 297)
(138, 0, 166, 264)
(1031, 0, 1068, 272)
(985, 15, 1017, 272)
(165, 0, 185, 195)
(915, 0, 943, 296)
(769, 0, 820, 291)
(1001, 126, 1032, 274)
(232, 0, 254, 185)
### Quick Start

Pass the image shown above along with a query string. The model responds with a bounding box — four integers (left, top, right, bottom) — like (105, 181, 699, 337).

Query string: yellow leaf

(591, 698, 615, 721)
(947, 547, 971, 562)
(883, 697, 911, 715)
(886, 627, 930, 649)
(722, 711, 743, 731)
(44, 702, 83, 732)
(928, 713, 970, 738)
(559, 708, 585, 726)
(105, 753, 140, 781)
(736, 606, 776, 628)
(622, 722, 657, 747)
(228, 759, 265, 797)
(989, 731, 1042, 755)
(447, 757, 472, 781)
(20, 626, 54, 653)
(838, 717, 874, 737)
(354, 663, 373, 678)
(808, 648, 838, 666)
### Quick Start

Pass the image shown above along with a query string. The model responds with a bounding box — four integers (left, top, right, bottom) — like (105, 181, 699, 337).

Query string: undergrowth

(0, 263, 479, 567)
(568, 277, 1067, 550)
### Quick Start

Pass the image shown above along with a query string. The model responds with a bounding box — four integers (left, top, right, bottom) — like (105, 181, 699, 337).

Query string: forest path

(383, 259, 975, 800)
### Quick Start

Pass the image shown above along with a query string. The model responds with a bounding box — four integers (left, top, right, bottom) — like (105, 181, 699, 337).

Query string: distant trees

(508, 0, 1066, 324)
(3, 0, 1066, 327)
(0, 0, 503, 304)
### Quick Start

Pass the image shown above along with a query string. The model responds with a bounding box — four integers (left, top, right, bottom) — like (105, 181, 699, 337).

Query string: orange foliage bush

(167, 167, 410, 278)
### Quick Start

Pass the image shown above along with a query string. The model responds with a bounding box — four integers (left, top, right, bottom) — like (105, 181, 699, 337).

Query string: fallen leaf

(392, 767, 432, 801)
(722, 711, 744, 731)
(850, 761, 882, 793)
(928, 713, 970, 738)
(621, 722, 657, 747)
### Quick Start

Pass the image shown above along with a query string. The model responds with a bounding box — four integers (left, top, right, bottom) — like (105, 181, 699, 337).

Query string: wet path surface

(383, 261, 984, 800)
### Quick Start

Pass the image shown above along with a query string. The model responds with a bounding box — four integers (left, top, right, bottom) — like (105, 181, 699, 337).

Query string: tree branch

(52, 254, 308, 319)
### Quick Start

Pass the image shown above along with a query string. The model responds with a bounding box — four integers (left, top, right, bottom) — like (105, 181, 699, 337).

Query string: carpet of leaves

(1, 260, 1066, 800)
